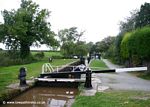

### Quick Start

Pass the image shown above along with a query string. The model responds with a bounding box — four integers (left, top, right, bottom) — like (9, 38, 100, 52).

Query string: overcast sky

(0, 0, 149, 50)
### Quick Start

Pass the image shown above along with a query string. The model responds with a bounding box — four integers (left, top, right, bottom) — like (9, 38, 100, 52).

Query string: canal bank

(0, 60, 81, 106)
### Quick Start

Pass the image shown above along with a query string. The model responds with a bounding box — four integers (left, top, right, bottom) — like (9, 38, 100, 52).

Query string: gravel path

(98, 59, 150, 91)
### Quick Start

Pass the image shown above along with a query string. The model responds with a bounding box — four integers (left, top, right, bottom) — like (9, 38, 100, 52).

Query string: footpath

(99, 59, 150, 92)
(81, 59, 150, 96)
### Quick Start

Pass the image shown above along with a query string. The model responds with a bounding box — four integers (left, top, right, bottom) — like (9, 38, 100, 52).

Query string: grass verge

(129, 71, 150, 80)
(89, 59, 108, 70)
(72, 91, 150, 107)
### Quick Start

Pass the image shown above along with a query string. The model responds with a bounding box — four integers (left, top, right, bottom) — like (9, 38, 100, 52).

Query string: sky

(0, 0, 149, 50)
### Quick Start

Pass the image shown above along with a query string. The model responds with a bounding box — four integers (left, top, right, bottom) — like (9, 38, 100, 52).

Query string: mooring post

(84, 68, 92, 89)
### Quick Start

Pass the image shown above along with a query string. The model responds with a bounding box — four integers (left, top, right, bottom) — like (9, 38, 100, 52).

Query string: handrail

(42, 63, 54, 74)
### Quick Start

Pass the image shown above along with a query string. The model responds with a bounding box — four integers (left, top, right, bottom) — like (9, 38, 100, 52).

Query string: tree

(61, 41, 75, 57)
(86, 42, 94, 53)
(119, 10, 138, 33)
(58, 27, 84, 44)
(98, 36, 115, 53)
(0, 0, 58, 58)
(74, 41, 88, 56)
(135, 2, 150, 28)
(58, 27, 85, 57)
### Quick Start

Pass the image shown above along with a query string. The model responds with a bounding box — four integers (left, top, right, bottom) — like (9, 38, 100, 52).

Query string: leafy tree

(0, 0, 58, 58)
(61, 41, 75, 57)
(58, 27, 85, 57)
(135, 2, 150, 28)
(119, 10, 138, 33)
(58, 27, 84, 44)
(86, 42, 94, 53)
(74, 41, 88, 56)
(97, 36, 115, 53)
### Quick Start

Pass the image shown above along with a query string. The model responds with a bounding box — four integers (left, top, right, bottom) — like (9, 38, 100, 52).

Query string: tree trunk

(20, 42, 30, 59)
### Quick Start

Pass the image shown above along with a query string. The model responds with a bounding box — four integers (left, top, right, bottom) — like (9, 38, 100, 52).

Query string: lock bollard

(84, 68, 92, 89)
(18, 67, 27, 86)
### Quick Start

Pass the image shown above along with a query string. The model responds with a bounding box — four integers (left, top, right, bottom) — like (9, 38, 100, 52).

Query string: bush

(0, 51, 36, 66)
(120, 26, 150, 68)
(129, 27, 150, 60)
(120, 32, 132, 59)
(51, 55, 63, 59)
(34, 52, 45, 59)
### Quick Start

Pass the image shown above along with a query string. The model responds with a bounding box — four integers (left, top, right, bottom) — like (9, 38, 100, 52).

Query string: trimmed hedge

(121, 32, 132, 59)
(120, 26, 150, 66)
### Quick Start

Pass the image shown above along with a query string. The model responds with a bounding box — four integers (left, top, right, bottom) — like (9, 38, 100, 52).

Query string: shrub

(0, 51, 36, 66)
(130, 27, 150, 60)
(120, 26, 150, 68)
(34, 52, 45, 59)
(120, 32, 132, 59)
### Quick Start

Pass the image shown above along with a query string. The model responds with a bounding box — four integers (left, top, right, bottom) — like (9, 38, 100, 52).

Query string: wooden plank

(116, 67, 147, 73)
(35, 78, 85, 82)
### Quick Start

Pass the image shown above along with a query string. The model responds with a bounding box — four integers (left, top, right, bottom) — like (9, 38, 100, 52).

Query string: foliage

(119, 2, 150, 33)
(121, 27, 150, 60)
(105, 44, 115, 58)
(58, 27, 84, 44)
(86, 42, 94, 54)
(112, 2, 150, 67)
(32, 51, 63, 58)
(113, 34, 123, 64)
(0, 0, 58, 58)
(58, 27, 87, 57)
(61, 41, 75, 57)
(0, 51, 63, 66)
(120, 32, 132, 59)
(0, 51, 36, 66)
(119, 26, 150, 68)
(97, 36, 115, 53)
(119, 10, 138, 33)
(34, 52, 45, 59)
(129, 27, 150, 60)
(135, 2, 150, 28)
(94, 36, 115, 59)
(74, 41, 88, 56)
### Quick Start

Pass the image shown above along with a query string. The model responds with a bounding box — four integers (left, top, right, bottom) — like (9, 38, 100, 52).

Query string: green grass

(89, 59, 108, 70)
(129, 71, 150, 80)
(0, 59, 77, 94)
(72, 91, 150, 107)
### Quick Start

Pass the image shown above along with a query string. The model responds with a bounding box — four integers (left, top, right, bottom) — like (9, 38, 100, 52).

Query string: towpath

(98, 59, 150, 91)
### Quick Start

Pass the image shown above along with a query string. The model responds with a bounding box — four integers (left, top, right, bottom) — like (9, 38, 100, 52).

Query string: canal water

(1, 87, 78, 107)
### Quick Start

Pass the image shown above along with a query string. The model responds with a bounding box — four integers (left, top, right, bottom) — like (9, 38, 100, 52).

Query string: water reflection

(1, 87, 78, 107)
